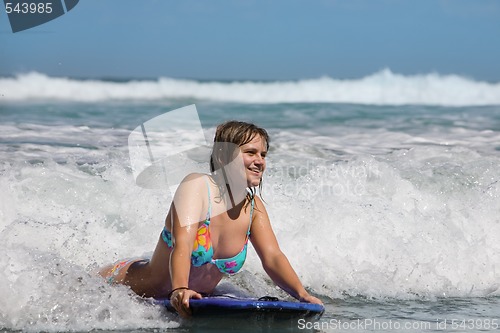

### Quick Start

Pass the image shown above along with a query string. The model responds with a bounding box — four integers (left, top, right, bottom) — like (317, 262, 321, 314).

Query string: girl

(99, 121, 322, 317)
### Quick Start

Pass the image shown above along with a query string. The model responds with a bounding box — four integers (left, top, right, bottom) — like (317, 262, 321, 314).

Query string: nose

(254, 154, 265, 166)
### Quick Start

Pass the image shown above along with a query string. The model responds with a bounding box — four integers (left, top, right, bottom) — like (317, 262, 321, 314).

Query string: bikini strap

(246, 197, 254, 236)
(205, 177, 212, 224)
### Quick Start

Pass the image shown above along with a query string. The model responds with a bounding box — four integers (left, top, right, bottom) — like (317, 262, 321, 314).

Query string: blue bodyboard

(156, 296, 324, 320)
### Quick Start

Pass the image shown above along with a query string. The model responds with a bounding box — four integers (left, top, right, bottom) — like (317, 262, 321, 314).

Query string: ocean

(0, 70, 499, 332)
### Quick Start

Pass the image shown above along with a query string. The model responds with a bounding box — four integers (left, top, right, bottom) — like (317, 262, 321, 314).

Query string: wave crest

(1, 70, 500, 106)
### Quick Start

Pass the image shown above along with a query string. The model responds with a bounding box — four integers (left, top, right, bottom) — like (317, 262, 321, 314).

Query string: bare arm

(168, 205, 194, 291)
(250, 196, 322, 304)
(168, 174, 205, 316)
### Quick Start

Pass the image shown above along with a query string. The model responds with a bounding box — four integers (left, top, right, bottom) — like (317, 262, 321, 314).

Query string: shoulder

(248, 194, 277, 246)
(251, 194, 269, 219)
(174, 173, 209, 197)
(253, 194, 265, 207)
(172, 173, 210, 221)
(180, 172, 207, 184)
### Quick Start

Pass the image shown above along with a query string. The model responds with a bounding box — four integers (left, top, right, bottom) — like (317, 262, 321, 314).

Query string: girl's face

(240, 135, 267, 187)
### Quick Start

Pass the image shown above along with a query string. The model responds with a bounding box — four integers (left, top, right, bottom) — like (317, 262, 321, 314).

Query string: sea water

(0, 71, 499, 332)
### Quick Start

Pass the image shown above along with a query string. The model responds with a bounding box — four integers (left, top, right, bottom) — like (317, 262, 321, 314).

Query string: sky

(1, 0, 500, 82)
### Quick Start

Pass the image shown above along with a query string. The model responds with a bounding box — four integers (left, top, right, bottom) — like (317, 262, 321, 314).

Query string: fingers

(170, 289, 190, 318)
(169, 289, 203, 318)
(310, 296, 323, 305)
(192, 291, 203, 299)
(301, 294, 324, 305)
(178, 290, 191, 318)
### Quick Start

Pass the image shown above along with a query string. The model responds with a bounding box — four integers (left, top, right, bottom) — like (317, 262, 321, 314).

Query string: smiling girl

(99, 121, 322, 317)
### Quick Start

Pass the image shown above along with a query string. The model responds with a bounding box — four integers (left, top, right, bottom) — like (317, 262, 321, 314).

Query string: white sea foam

(1, 70, 500, 106)
(1, 113, 499, 330)
(259, 145, 500, 299)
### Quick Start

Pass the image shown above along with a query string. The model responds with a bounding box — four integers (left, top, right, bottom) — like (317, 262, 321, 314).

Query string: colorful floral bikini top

(161, 179, 254, 275)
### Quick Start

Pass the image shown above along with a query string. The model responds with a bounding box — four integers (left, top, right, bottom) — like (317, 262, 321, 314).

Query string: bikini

(105, 178, 253, 284)
(161, 179, 254, 275)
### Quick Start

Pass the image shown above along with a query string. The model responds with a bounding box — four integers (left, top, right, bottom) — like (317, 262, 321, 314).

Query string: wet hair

(209, 121, 269, 201)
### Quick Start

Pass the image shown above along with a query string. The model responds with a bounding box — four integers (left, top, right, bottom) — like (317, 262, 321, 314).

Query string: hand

(169, 288, 202, 318)
(300, 293, 323, 305)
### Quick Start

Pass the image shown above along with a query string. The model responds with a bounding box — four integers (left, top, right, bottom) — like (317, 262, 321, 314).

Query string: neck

(211, 172, 248, 208)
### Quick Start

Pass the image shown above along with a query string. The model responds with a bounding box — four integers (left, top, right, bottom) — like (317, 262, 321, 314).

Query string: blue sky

(1, 0, 500, 81)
